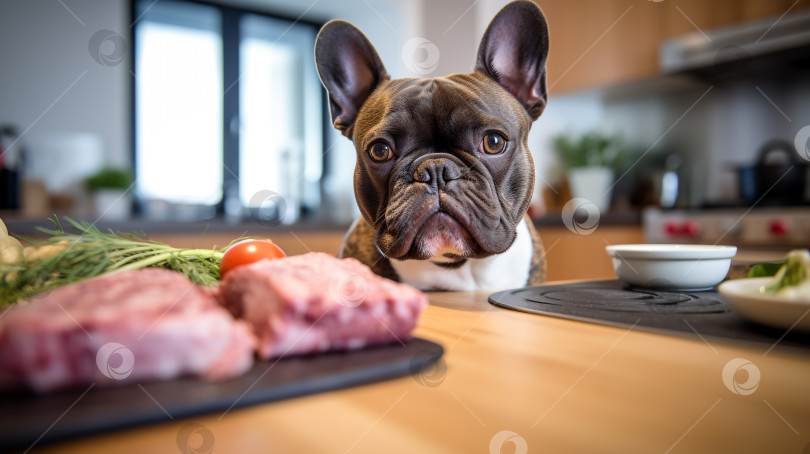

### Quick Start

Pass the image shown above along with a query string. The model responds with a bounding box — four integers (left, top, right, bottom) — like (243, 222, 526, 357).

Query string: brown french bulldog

(315, 0, 548, 291)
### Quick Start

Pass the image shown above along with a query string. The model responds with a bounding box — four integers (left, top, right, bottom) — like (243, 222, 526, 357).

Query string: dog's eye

(480, 133, 506, 154)
(368, 141, 394, 162)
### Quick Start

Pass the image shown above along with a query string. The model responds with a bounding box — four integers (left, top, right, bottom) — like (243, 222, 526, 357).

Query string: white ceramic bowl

(719, 278, 810, 332)
(605, 244, 738, 290)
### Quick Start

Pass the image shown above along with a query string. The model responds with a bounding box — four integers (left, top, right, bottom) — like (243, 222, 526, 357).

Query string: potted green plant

(552, 131, 627, 212)
(84, 168, 134, 220)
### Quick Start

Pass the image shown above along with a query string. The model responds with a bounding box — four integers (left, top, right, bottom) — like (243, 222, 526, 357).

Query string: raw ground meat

(218, 252, 428, 359)
(0, 268, 255, 393)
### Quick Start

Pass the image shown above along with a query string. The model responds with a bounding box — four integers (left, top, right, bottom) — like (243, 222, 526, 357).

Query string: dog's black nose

(413, 158, 462, 188)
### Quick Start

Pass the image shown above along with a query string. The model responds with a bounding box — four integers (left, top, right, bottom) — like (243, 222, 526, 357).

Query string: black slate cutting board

(489, 280, 810, 351)
(0, 337, 443, 451)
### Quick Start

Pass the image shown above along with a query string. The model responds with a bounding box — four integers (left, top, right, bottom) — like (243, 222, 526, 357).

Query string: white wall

(0, 0, 130, 173)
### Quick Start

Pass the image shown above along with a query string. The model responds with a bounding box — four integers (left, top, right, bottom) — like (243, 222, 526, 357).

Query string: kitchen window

(132, 0, 324, 222)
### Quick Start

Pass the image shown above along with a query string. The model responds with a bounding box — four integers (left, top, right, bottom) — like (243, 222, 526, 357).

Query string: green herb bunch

(0, 217, 224, 306)
(84, 168, 134, 192)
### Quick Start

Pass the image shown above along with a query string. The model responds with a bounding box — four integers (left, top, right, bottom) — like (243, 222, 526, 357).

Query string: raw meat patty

(218, 252, 428, 359)
(0, 268, 255, 393)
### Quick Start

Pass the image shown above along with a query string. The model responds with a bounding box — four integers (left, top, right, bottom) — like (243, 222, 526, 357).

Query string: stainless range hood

(660, 8, 810, 75)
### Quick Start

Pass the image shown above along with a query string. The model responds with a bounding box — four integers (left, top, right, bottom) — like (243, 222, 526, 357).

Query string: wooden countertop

(31, 289, 810, 454)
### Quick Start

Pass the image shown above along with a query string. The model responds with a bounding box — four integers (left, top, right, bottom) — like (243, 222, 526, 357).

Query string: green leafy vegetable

(764, 249, 810, 294)
(0, 217, 224, 306)
(747, 261, 785, 278)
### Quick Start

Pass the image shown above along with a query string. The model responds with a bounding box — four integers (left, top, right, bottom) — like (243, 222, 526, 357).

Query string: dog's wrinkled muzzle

(377, 155, 512, 261)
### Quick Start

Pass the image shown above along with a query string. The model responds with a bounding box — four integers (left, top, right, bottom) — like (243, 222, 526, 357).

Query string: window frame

(129, 0, 329, 219)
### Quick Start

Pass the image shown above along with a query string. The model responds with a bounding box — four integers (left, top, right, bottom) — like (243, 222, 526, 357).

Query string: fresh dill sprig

(0, 217, 224, 306)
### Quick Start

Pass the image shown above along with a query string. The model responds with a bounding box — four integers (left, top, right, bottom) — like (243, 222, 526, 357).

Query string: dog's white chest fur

(390, 219, 534, 291)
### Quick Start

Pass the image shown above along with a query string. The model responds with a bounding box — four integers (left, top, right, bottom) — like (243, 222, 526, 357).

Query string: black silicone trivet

(489, 280, 810, 351)
(0, 338, 443, 451)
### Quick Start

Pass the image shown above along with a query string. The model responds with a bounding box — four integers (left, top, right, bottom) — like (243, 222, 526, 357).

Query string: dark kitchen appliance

(660, 8, 810, 79)
(0, 338, 443, 450)
(735, 139, 808, 206)
(489, 280, 810, 350)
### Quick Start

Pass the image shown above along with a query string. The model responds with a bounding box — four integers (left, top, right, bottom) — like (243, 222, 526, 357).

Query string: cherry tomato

(219, 239, 286, 277)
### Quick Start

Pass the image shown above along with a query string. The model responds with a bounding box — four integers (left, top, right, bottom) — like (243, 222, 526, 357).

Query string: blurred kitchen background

(1, 0, 809, 280)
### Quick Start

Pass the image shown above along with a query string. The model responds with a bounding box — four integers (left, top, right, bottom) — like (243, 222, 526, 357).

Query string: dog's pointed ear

(315, 20, 390, 138)
(475, 1, 549, 121)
